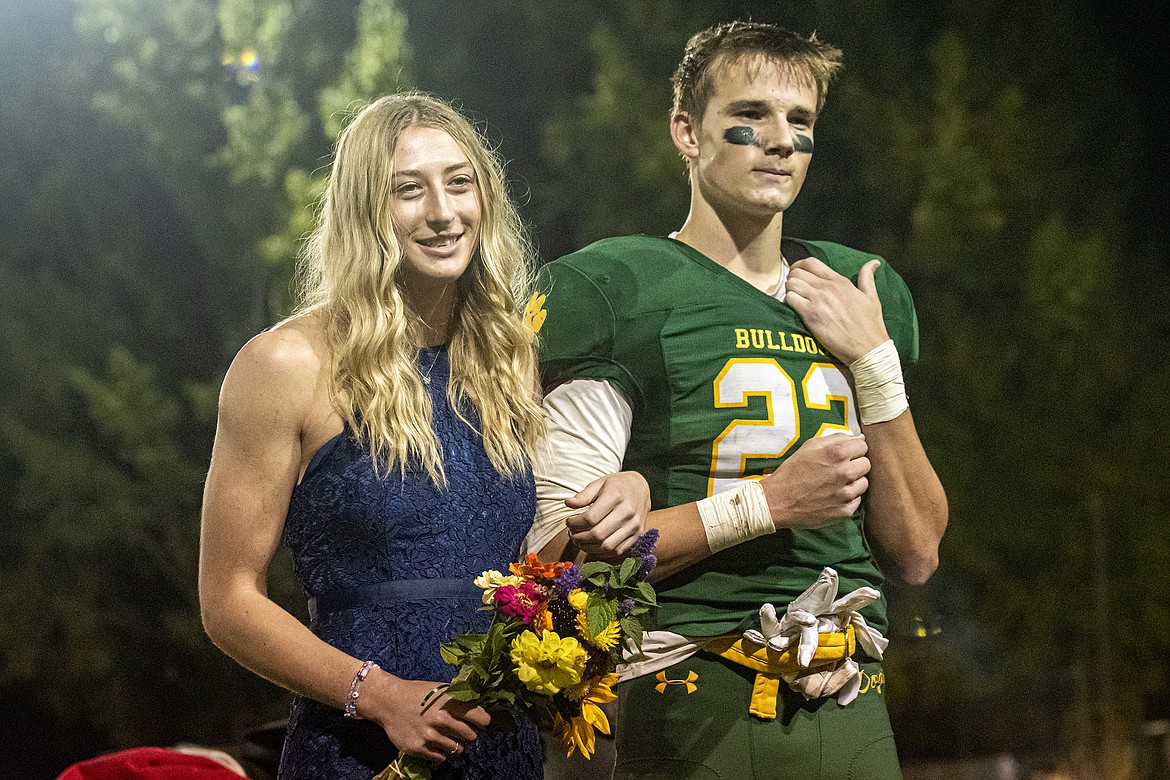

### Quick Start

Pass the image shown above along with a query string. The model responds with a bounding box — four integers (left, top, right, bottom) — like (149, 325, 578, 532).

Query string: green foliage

(0, 0, 412, 754)
(444, 619, 526, 708)
(0, 347, 236, 745)
(577, 552, 657, 648)
(539, 19, 689, 243)
(585, 590, 620, 638)
(319, 0, 413, 136)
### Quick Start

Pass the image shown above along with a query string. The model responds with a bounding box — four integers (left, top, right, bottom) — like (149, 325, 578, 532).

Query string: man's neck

(674, 200, 787, 294)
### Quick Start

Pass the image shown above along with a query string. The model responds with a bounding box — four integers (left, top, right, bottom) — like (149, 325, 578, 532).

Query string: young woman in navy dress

(198, 93, 647, 779)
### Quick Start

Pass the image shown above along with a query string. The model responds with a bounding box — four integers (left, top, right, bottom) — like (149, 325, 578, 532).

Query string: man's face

(682, 55, 820, 219)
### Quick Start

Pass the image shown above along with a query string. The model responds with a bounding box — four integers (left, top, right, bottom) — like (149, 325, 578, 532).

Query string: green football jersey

(533, 235, 919, 638)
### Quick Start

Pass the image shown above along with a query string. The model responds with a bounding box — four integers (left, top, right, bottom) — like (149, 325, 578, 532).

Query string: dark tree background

(1, 1, 1166, 778)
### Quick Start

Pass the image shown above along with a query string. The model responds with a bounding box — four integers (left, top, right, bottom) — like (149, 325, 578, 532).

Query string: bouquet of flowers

(378, 529, 658, 780)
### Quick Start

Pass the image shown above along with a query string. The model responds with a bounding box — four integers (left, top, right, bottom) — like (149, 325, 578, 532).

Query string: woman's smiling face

(390, 124, 481, 293)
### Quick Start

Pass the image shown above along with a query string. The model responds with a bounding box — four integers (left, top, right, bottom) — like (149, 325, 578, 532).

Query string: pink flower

(494, 581, 546, 623)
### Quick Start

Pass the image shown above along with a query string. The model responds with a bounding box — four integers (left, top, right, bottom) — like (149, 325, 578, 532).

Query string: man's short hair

(672, 21, 843, 119)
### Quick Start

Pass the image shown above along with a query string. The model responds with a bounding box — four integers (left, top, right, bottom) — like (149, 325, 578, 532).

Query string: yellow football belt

(705, 624, 856, 719)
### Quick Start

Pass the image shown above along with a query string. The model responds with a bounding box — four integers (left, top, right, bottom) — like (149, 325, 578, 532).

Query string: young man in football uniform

(527, 20, 947, 779)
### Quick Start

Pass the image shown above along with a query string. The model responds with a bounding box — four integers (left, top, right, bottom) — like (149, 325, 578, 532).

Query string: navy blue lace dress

(278, 346, 543, 779)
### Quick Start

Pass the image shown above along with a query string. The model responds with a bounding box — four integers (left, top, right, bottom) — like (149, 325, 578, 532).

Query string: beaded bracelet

(343, 660, 379, 719)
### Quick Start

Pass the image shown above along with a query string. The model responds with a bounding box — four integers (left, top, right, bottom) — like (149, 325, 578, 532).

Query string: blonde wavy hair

(297, 92, 543, 485)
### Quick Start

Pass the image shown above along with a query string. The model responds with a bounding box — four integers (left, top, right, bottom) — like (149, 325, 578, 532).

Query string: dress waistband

(308, 578, 481, 621)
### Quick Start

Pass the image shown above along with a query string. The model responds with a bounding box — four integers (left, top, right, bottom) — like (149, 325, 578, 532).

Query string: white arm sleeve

(522, 379, 633, 557)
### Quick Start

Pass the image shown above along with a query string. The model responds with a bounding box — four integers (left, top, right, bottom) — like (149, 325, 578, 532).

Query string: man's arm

(856, 409, 947, 584)
(530, 379, 872, 580)
(526, 378, 646, 563)
(785, 257, 948, 584)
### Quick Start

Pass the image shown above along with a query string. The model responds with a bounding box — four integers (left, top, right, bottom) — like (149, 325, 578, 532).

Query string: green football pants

(614, 653, 901, 780)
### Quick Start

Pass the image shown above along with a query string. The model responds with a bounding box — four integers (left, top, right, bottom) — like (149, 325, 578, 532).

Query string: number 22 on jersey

(708, 358, 860, 496)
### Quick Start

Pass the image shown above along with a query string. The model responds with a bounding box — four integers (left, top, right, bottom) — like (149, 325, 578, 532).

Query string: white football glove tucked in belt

(741, 566, 889, 705)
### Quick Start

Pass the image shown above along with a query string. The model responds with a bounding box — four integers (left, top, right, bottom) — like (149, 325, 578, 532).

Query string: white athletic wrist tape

(849, 339, 908, 425)
(697, 480, 775, 554)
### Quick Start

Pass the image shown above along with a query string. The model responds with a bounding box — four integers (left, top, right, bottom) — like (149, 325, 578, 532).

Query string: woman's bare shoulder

(221, 312, 331, 419)
(236, 311, 329, 371)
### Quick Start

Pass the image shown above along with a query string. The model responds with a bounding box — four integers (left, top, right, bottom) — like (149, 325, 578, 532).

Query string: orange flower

(539, 608, 555, 632)
(510, 553, 572, 580)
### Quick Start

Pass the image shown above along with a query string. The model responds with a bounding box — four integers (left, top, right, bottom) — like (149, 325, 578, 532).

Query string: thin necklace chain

(419, 347, 443, 385)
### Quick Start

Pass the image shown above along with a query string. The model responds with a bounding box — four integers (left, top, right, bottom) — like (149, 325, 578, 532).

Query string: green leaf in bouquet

(484, 622, 513, 652)
(474, 691, 502, 708)
(489, 687, 516, 706)
(486, 667, 512, 691)
(618, 555, 640, 584)
(577, 560, 612, 583)
(635, 581, 657, 607)
(465, 631, 490, 646)
(445, 679, 479, 702)
(439, 643, 465, 666)
(470, 658, 492, 681)
(620, 616, 645, 650)
(451, 633, 487, 656)
(586, 590, 619, 637)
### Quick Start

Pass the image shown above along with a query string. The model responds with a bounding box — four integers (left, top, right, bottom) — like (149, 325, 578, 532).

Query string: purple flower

(552, 565, 582, 596)
(631, 529, 659, 579)
(638, 553, 658, 580)
(618, 597, 635, 617)
(630, 528, 658, 559)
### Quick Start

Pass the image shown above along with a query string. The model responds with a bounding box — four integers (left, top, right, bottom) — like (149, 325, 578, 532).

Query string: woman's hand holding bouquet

(378, 529, 658, 780)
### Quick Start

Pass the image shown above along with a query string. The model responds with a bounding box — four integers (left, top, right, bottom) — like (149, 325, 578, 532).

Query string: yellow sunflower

(556, 673, 620, 759)
(575, 613, 622, 651)
(566, 588, 621, 650)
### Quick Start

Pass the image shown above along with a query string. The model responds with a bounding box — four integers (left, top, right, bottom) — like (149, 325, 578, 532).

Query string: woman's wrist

(343, 660, 379, 718)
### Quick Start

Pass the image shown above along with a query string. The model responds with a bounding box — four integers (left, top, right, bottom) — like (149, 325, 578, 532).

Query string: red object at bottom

(55, 747, 246, 780)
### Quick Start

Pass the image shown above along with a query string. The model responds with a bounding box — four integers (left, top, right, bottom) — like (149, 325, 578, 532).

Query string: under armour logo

(655, 670, 698, 694)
